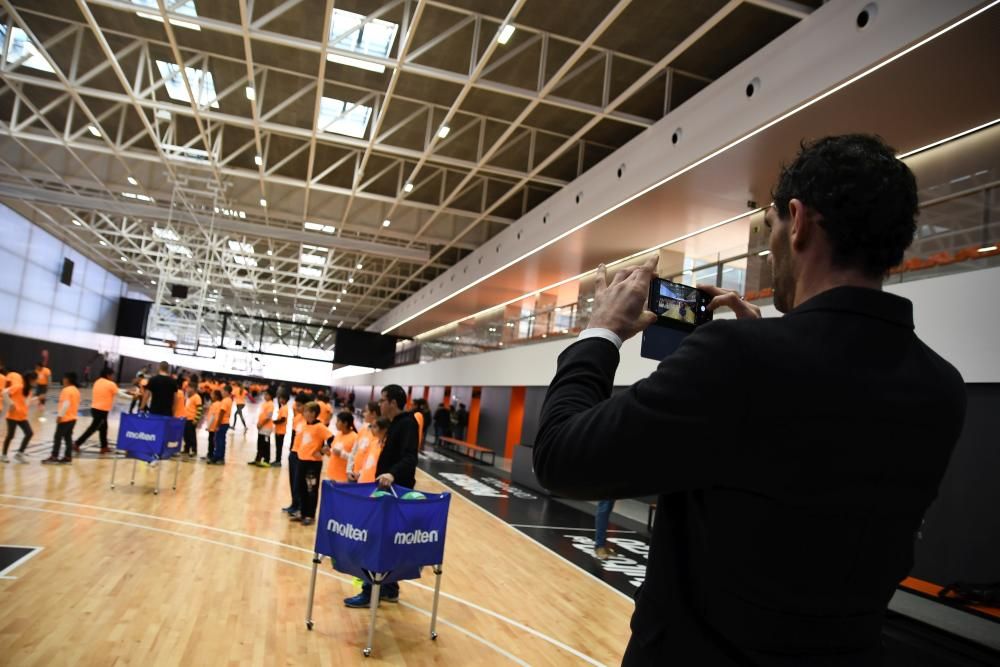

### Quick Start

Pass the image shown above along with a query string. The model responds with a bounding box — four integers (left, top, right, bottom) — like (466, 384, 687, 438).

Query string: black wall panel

(0, 331, 104, 382)
(476, 386, 511, 455)
(518, 386, 549, 448)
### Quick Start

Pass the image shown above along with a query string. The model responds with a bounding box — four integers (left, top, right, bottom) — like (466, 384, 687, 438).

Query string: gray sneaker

(14, 452, 28, 464)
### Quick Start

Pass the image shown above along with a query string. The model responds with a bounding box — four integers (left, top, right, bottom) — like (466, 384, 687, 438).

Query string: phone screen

(649, 278, 712, 329)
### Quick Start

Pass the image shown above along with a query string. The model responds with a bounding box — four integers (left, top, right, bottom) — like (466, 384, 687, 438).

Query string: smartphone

(640, 278, 712, 360)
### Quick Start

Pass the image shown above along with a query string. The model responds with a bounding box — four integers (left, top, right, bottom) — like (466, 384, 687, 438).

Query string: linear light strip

(896, 117, 1000, 159)
(414, 207, 762, 341)
(381, 1, 1000, 336)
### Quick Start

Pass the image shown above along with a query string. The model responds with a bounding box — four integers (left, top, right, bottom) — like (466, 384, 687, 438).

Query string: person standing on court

(43, 372, 80, 464)
(455, 403, 469, 441)
(74, 367, 118, 454)
(432, 402, 451, 444)
(2, 370, 37, 463)
(282, 392, 311, 515)
(290, 401, 333, 527)
(271, 392, 289, 467)
(182, 380, 203, 458)
(533, 135, 967, 666)
(208, 384, 233, 464)
(251, 389, 275, 467)
(344, 384, 418, 609)
(34, 361, 52, 420)
(143, 362, 177, 416)
(231, 381, 248, 431)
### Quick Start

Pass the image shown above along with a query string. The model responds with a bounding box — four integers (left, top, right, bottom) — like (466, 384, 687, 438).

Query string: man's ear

(787, 198, 813, 251)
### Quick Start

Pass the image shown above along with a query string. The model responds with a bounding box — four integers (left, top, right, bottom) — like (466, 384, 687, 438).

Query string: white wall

(0, 203, 121, 352)
(340, 266, 1000, 387)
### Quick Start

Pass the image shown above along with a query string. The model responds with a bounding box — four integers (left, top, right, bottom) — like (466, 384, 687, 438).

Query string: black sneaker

(380, 588, 399, 603)
(270, 460, 282, 467)
(58, 457, 72, 464)
(41, 456, 59, 465)
(301, 517, 314, 526)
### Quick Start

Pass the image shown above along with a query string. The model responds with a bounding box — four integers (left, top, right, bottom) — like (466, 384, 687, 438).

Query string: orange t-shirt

(173, 389, 186, 418)
(257, 400, 274, 430)
(318, 401, 333, 426)
(58, 385, 81, 423)
(0, 373, 6, 392)
(185, 393, 202, 421)
(295, 421, 333, 462)
(290, 413, 306, 452)
(234, 386, 246, 406)
(91, 377, 118, 411)
(5, 372, 28, 421)
(206, 402, 219, 432)
(214, 396, 233, 429)
(274, 404, 289, 435)
(325, 430, 357, 482)
(37, 366, 51, 387)
(352, 427, 383, 484)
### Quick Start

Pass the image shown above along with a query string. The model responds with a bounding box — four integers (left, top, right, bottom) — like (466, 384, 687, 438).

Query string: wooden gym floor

(0, 388, 633, 666)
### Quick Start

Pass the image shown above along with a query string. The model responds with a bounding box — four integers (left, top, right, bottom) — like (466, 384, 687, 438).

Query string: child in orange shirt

(324, 411, 358, 482)
(202, 389, 222, 461)
(34, 362, 52, 419)
(251, 389, 275, 467)
(351, 417, 388, 484)
(272, 393, 289, 467)
(289, 401, 332, 526)
(43, 372, 81, 464)
(208, 385, 233, 464)
(2, 370, 37, 463)
(183, 381, 203, 458)
(282, 392, 310, 515)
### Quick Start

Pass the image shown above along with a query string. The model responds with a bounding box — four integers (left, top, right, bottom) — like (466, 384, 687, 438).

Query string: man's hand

(699, 284, 762, 320)
(376, 473, 394, 488)
(347, 471, 359, 482)
(586, 255, 659, 342)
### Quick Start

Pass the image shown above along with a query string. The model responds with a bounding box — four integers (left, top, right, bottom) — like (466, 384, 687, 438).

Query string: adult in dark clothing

(144, 361, 177, 416)
(344, 384, 419, 609)
(534, 135, 966, 666)
(432, 403, 451, 442)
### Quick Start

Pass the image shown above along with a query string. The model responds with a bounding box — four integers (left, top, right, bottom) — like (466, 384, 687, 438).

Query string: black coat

(376, 410, 419, 489)
(534, 287, 965, 665)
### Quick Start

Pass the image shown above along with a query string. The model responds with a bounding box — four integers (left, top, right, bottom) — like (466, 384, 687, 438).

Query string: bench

(437, 437, 496, 466)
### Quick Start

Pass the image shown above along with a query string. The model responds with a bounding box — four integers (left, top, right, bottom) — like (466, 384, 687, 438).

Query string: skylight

(0, 26, 54, 73)
(304, 221, 336, 234)
(165, 242, 193, 257)
(318, 97, 372, 138)
(122, 191, 155, 203)
(328, 8, 398, 74)
(152, 226, 180, 241)
(299, 266, 323, 278)
(131, 0, 200, 31)
(155, 59, 219, 109)
(233, 255, 258, 268)
(228, 240, 255, 254)
(215, 206, 246, 219)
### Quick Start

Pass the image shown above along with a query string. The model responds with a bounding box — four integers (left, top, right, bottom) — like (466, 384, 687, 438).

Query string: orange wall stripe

(442, 387, 452, 408)
(901, 576, 1000, 619)
(505, 386, 526, 459)
(467, 388, 481, 445)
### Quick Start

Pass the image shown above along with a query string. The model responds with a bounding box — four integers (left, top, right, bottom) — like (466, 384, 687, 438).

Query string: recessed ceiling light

(99, 240, 108, 246)
(341, 288, 347, 294)
(72, 219, 82, 226)
(197, 267, 202, 273)
(437, 125, 450, 139)
(382, 219, 391, 227)
(356, 263, 363, 269)
(245, 86, 256, 101)
(331, 306, 337, 311)
(348, 277, 354, 284)
(259, 198, 267, 207)
(273, 297, 278, 303)
(403, 182, 414, 193)
(267, 250, 273, 256)
(120, 256, 128, 262)
(254, 155, 262, 166)
(88, 125, 101, 137)
(497, 24, 515, 45)
(336, 298, 341, 303)
(127, 176, 138, 186)
(151, 279, 157, 284)
(137, 269, 143, 275)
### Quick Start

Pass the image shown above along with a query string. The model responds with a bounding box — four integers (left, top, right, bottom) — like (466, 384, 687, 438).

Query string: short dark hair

(64, 372, 78, 386)
(382, 384, 407, 410)
(366, 400, 380, 415)
(159, 361, 170, 372)
(101, 367, 114, 378)
(772, 134, 918, 278)
(372, 417, 391, 433)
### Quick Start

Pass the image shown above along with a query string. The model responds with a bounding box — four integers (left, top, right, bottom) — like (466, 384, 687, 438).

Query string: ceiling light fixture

(259, 198, 267, 207)
(87, 125, 101, 137)
(348, 277, 354, 284)
(155, 109, 171, 121)
(245, 86, 256, 101)
(382, 219, 391, 227)
(151, 279, 156, 284)
(403, 182, 414, 193)
(758, 249, 771, 256)
(72, 219, 82, 226)
(120, 256, 128, 262)
(254, 155, 263, 166)
(979, 245, 998, 253)
(356, 263, 363, 270)
(497, 24, 516, 45)
(127, 176, 138, 186)
(137, 269, 143, 275)
(99, 240, 108, 246)
(437, 125, 450, 139)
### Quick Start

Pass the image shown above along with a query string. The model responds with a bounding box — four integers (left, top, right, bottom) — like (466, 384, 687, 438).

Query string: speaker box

(170, 284, 189, 299)
(114, 298, 151, 338)
(60, 258, 74, 286)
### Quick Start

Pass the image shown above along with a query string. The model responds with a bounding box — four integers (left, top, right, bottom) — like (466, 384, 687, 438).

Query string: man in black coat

(534, 135, 965, 666)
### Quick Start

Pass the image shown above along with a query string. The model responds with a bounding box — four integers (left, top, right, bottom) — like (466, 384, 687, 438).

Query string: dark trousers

(296, 459, 322, 518)
(52, 420, 75, 458)
(274, 432, 285, 462)
(255, 433, 271, 462)
(75, 408, 109, 448)
(212, 424, 230, 462)
(128, 397, 139, 413)
(3, 419, 33, 454)
(361, 581, 400, 599)
(232, 404, 247, 429)
(287, 449, 300, 510)
(183, 420, 198, 455)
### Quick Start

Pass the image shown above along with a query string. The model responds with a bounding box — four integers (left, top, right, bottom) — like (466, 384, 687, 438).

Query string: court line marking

(0, 502, 533, 667)
(0, 545, 43, 579)
(509, 524, 636, 533)
(414, 470, 636, 604)
(0, 493, 608, 666)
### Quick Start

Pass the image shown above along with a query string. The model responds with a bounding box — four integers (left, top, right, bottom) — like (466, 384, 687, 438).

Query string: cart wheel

(363, 648, 372, 657)
(306, 621, 314, 631)
(431, 632, 438, 641)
